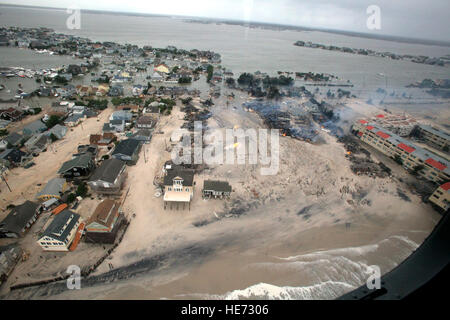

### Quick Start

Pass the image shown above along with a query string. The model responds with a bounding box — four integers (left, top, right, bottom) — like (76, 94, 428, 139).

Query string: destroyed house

(57, 154, 95, 179)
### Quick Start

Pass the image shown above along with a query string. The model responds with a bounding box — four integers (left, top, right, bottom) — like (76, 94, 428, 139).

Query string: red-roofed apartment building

(429, 182, 450, 212)
(352, 120, 449, 184)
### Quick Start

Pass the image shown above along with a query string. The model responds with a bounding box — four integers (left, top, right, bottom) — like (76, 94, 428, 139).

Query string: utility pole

(1, 172, 12, 192)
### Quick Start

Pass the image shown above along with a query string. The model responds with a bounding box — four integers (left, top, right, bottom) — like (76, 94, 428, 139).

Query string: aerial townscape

(0, 20, 448, 300)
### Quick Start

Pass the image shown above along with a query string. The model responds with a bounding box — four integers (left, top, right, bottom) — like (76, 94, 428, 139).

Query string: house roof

(163, 167, 194, 186)
(136, 116, 155, 126)
(4, 132, 23, 145)
(0, 201, 40, 235)
(41, 209, 80, 242)
(87, 199, 119, 229)
(112, 139, 141, 157)
(36, 178, 66, 199)
(90, 158, 125, 183)
(23, 120, 46, 134)
(203, 180, 232, 192)
(440, 182, 450, 191)
(58, 154, 92, 174)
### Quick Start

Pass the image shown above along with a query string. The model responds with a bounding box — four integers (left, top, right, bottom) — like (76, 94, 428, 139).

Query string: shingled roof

(163, 167, 194, 186)
(90, 158, 125, 183)
(0, 201, 40, 236)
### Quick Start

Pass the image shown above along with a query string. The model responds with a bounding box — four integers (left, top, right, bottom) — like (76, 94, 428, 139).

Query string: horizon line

(1, 2, 450, 48)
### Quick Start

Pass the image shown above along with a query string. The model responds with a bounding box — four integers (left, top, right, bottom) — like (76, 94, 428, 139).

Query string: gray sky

(1, 0, 449, 42)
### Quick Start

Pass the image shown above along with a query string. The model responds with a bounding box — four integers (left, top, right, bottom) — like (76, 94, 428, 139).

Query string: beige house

(163, 168, 194, 210)
(429, 182, 449, 212)
(37, 210, 82, 252)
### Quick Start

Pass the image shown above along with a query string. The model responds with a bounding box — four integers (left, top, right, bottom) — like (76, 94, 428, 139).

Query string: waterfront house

(88, 158, 127, 195)
(111, 139, 141, 165)
(163, 167, 194, 210)
(57, 154, 95, 180)
(202, 180, 232, 199)
(36, 177, 68, 202)
(85, 200, 124, 244)
(0, 201, 41, 238)
(37, 210, 81, 252)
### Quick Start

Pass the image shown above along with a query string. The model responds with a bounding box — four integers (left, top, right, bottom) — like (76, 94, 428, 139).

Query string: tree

(206, 65, 214, 83)
(46, 115, 61, 129)
(76, 182, 88, 198)
(67, 193, 76, 204)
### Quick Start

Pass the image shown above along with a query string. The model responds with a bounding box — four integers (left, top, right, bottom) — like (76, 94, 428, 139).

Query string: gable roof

(4, 132, 23, 145)
(90, 158, 125, 183)
(112, 139, 141, 157)
(41, 209, 80, 242)
(163, 167, 194, 186)
(58, 154, 92, 174)
(36, 178, 66, 199)
(0, 201, 40, 235)
(23, 120, 46, 134)
(87, 199, 119, 230)
(203, 180, 232, 192)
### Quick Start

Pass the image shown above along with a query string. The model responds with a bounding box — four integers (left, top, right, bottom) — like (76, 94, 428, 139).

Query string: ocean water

(1, 5, 449, 95)
(0, 5, 447, 300)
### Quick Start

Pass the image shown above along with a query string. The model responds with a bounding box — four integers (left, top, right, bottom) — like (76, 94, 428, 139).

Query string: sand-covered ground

(1, 96, 442, 300)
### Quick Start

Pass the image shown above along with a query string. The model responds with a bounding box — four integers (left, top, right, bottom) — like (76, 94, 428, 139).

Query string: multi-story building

(37, 210, 81, 252)
(163, 167, 194, 210)
(353, 120, 449, 184)
(417, 124, 450, 152)
(428, 182, 449, 212)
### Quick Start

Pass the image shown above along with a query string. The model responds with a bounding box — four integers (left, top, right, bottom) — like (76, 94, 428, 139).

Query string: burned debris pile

(339, 135, 391, 178)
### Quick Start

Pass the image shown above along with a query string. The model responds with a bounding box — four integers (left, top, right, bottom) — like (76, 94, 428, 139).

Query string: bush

(46, 115, 61, 129)
(67, 193, 76, 203)
(76, 182, 88, 198)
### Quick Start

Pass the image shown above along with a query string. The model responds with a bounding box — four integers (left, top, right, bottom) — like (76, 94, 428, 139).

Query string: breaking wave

(184, 235, 420, 300)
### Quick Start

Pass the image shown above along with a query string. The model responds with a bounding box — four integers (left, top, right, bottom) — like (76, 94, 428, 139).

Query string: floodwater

(0, 5, 448, 300)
